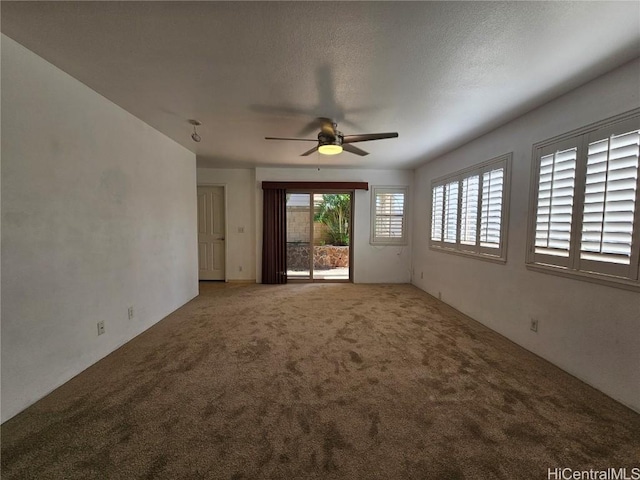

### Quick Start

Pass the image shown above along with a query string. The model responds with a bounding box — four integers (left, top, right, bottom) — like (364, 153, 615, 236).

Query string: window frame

(370, 186, 409, 246)
(429, 153, 512, 263)
(525, 108, 640, 291)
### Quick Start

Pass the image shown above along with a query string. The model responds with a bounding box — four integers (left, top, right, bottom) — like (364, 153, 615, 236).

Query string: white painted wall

(255, 168, 413, 284)
(1, 36, 198, 422)
(412, 58, 640, 412)
(196, 168, 256, 281)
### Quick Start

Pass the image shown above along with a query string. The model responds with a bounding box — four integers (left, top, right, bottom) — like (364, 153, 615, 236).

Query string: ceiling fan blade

(297, 120, 320, 137)
(342, 144, 369, 156)
(342, 132, 399, 144)
(301, 145, 319, 156)
(251, 104, 315, 117)
(265, 137, 317, 142)
(336, 118, 362, 131)
(297, 117, 334, 137)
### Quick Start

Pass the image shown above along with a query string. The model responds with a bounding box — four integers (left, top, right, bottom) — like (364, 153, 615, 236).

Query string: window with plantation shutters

(371, 187, 408, 245)
(527, 110, 640, 290)
(430, 153, 511, 262)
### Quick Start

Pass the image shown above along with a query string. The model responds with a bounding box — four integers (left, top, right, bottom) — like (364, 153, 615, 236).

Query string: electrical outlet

(530, 318, 538, 332)
(238, 226, 245, 233)
(421, 271, 424, 279)
(128, 307, 134, 320)
(97, 321, 105, 336)
(239, 266, 243, 272)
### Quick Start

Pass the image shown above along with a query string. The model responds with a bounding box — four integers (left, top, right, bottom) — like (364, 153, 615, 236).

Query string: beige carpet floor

(2, 283, 639, 479)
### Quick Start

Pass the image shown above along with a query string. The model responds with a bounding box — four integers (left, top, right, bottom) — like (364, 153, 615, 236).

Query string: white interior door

(197, 186, 225, 280)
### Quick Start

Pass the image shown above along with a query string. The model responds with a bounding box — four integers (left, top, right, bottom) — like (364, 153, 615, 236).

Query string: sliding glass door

(286, 191, 352, 282)
(286, 193, 312, 280)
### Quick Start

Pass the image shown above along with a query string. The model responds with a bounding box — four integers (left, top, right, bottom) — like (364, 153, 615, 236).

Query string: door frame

(287, 189, 354, 283)
(197, 183, 228, 282)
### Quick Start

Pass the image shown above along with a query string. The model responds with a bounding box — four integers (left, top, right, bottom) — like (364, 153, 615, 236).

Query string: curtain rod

(261, 181, 368, 191)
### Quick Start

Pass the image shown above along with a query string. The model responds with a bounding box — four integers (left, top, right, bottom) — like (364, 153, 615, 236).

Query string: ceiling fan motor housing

(318, 131, 343, 147)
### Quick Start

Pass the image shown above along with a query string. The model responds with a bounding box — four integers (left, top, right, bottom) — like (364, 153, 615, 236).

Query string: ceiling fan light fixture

(188, 119, 202, 143)
(317, 132, 343, 155)
(318, 144, 343, 155)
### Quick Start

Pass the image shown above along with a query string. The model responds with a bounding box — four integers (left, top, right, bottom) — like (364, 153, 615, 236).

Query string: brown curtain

(262, 188, 287, 284)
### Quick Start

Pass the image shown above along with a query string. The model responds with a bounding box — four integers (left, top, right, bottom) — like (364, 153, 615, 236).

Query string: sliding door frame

(287, 189, 354, 283)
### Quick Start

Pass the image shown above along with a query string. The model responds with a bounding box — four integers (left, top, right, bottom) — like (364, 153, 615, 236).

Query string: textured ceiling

(2, 1, 639, 169)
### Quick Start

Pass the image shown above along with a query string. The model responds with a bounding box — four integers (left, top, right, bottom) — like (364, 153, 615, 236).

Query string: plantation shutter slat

(580, 129, 640, 264)
(534, 147, 577, 257)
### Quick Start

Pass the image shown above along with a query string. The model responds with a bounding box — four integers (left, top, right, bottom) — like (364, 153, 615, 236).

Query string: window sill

(370, 241, 408, 247)
(526, 262, 640, 292)
(429, 245, 506, 264)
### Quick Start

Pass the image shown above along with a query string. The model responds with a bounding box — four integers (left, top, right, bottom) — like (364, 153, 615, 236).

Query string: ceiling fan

(265, 118, 398, 156)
